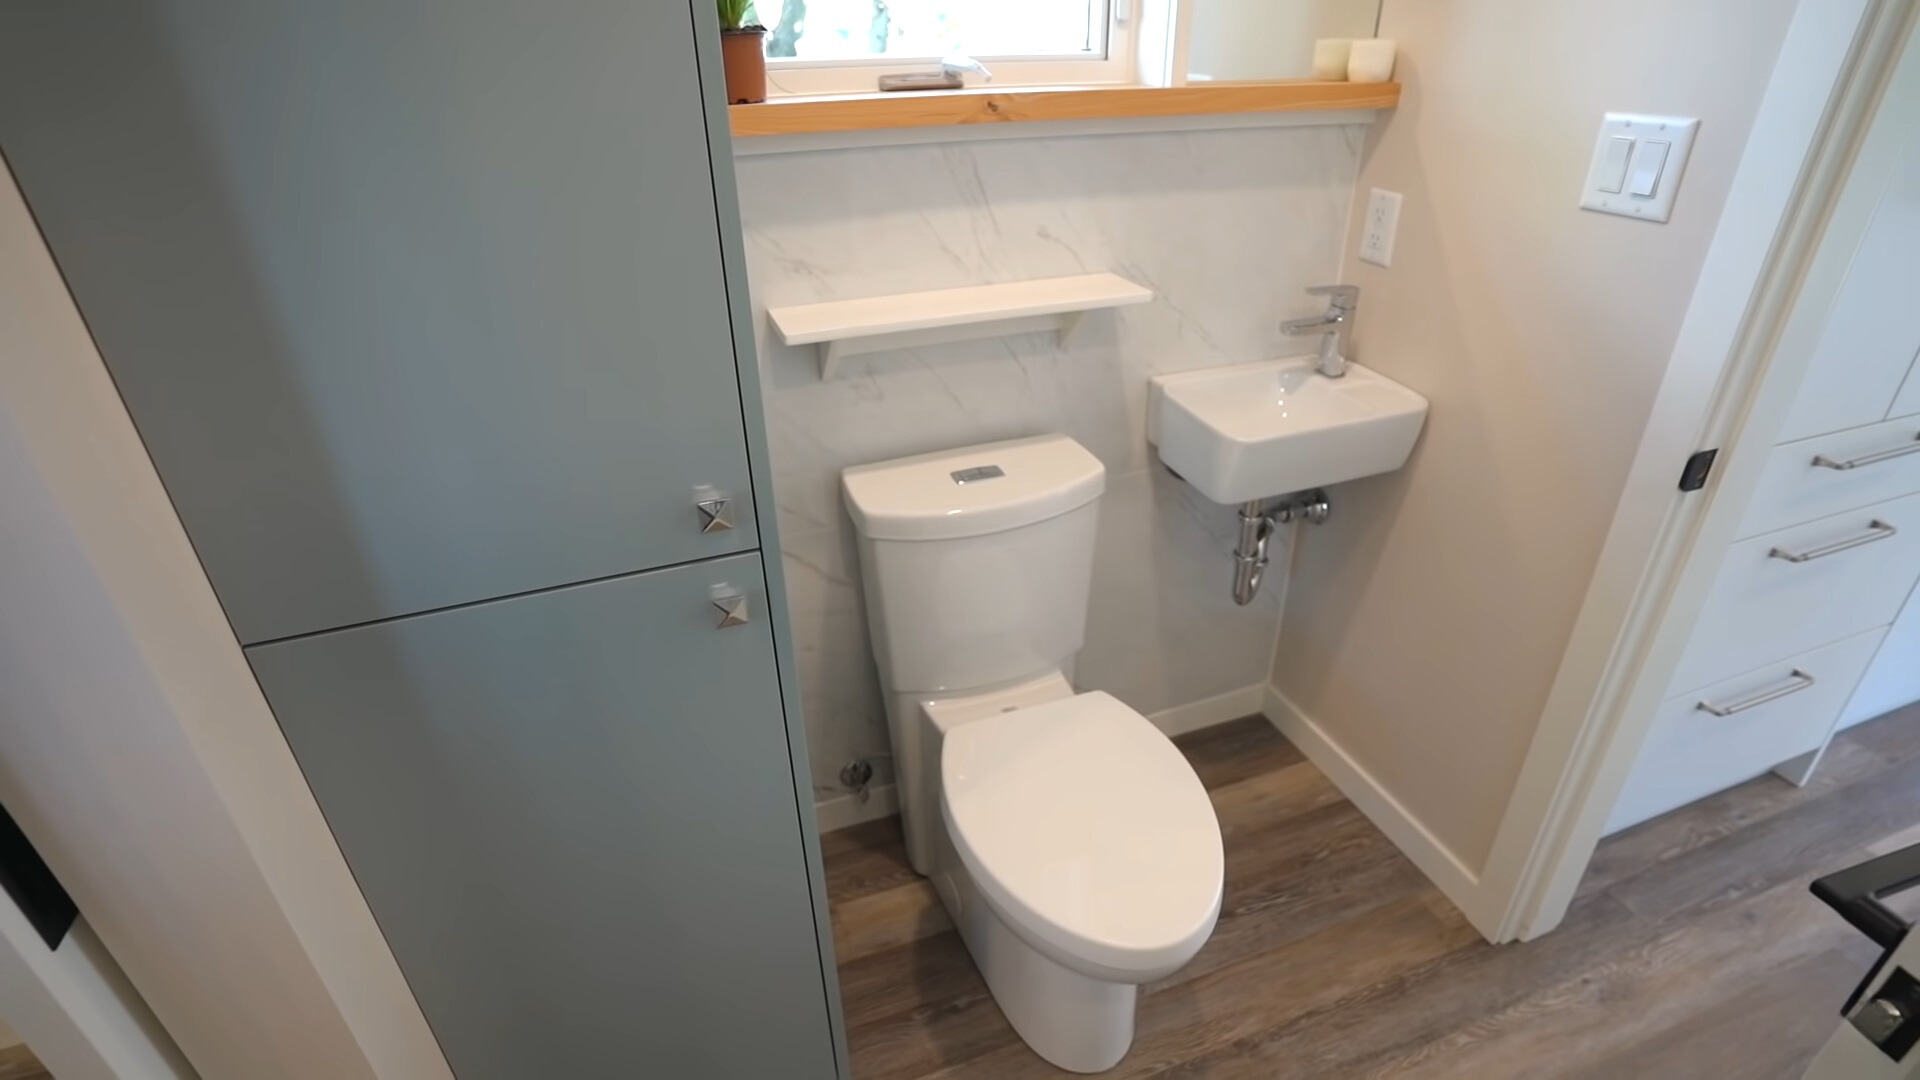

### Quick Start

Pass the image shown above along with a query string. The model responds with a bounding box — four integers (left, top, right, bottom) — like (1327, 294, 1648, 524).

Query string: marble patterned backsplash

(733, 122, 1366, 807)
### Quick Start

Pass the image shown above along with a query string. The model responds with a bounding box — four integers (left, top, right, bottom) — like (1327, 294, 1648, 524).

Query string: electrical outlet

(1359, 188, 1402, 267)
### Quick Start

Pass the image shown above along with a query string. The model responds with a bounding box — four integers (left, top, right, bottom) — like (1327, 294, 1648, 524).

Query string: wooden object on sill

(729, 80, 1401, 138)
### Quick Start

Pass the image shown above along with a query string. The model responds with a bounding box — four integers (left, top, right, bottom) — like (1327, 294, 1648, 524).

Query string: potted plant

(718, 0, 767, 105)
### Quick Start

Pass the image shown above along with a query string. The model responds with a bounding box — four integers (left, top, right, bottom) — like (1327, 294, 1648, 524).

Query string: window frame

(759, 0, 1142, 97)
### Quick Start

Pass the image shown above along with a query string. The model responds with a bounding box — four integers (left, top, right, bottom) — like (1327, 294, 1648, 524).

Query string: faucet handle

(1306, 284, 1360, 312)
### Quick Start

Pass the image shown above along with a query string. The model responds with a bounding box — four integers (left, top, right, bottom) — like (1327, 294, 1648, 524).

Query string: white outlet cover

(1359, 187, 1402, 267)
(1580, 112, 1699, 223)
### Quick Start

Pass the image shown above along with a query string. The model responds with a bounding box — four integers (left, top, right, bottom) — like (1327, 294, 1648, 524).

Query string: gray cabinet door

(0, 1, 758, 643)
(246, 552, 837, 1080)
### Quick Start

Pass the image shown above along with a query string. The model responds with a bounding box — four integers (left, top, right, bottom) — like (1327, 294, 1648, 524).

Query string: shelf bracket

(1057, 309, 1091, 349)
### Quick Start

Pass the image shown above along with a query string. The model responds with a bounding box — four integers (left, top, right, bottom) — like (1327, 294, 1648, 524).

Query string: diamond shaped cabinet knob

(693, 484, 734, 534)
(710, 585, 750, 629)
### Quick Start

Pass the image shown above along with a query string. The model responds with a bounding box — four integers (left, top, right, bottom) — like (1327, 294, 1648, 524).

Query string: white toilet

(842, 434, 1224, 1073)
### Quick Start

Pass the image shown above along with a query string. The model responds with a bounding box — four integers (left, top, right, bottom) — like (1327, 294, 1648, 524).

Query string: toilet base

(933, 821, 1136, 1073)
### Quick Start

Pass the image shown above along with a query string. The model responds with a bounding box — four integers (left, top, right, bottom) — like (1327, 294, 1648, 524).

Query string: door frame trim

(1479, 0, 1920, 942)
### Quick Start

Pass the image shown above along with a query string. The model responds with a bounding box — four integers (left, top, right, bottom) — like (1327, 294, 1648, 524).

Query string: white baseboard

(811, 685, 1263, 833)
(1147, 684, 1267, 738)
(1261, 684, 1501, 940)
(813, 783, 898, 834)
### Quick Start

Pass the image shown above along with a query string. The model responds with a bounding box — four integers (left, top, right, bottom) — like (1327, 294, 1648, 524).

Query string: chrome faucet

(1281, 284, 1360, 378)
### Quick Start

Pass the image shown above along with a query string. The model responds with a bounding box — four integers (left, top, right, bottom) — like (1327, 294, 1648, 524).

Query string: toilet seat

(939, 692, 1224, 982)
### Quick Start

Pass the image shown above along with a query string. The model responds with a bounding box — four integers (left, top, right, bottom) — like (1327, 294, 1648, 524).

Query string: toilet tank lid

(842, 435, 1106, 541)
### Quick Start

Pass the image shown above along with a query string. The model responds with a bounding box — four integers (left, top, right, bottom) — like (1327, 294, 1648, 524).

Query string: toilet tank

(843, 435, 1106, 695)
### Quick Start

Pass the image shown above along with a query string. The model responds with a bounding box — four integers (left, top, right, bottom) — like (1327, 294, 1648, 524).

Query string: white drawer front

(1672, 492, 1920, 694)
(1840, 580, 1920, 730)
(1609, 628, 1886, 834)
(1738, 416, 1920, 539)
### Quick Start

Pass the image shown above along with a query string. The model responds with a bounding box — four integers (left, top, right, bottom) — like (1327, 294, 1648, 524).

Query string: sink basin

(1148, 357, 1429, 504)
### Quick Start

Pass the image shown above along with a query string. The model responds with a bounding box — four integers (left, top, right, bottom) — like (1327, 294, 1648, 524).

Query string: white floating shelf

(767, 272, 1154, 380)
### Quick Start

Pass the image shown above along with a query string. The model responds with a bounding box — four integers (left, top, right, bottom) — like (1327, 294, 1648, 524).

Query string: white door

(1806, 846, 1920, 1078)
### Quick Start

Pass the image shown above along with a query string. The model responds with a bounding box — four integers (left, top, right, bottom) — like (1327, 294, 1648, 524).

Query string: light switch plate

(1580, 113, 1699, 223)
(1359, 188, 1401, 267)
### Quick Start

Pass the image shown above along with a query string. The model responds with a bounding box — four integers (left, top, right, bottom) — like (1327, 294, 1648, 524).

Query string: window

(755, 0, 1137, 96)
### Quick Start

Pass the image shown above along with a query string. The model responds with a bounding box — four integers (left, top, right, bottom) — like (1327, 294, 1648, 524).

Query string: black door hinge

(1679, 449, 1719, 492)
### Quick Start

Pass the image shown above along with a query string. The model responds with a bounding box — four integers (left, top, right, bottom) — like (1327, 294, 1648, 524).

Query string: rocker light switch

(1627, 140, 1671, 197)
(1581, 113, 1699, 224)
(1598, 136, 1634, 194)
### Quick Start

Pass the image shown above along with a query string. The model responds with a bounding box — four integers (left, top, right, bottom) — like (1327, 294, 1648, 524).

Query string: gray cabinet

(0, 0, 758, 644)
(248, 555, 835, 1080)
(0, 1, 843, 1076)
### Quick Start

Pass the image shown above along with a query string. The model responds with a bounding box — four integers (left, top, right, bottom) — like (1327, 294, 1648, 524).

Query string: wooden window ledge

(728, 81, 1400, 138)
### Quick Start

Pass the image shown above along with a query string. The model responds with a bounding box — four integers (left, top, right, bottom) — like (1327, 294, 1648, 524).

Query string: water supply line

(1231, 490, 1330, 605)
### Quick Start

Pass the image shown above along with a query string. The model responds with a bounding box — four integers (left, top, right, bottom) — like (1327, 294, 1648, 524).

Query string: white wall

(1270, 0, 1798, 872)
(734, 122, 1365, 809)
(0, 164, 452, 1079)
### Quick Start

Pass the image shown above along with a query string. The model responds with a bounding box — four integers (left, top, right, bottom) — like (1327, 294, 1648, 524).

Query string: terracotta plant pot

(721, 28, 768, 105)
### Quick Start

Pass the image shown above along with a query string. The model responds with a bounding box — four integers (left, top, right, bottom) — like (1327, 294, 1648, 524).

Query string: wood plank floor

(822, 704, 1920, 1078)
(0, 1042, 48, 1080)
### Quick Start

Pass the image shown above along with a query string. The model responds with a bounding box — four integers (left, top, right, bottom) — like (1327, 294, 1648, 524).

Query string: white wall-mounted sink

(1148, 358, 1429, 504)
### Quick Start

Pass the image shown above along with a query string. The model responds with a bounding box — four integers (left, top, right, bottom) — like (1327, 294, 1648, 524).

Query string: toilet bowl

(842, 435, 1225, 1073)
(927, 674, 1222, 1071)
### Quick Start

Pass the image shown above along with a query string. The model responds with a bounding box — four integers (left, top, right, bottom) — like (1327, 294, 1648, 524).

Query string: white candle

(1311, 39, 1352, 81)
(1348, 39, 1398, 83)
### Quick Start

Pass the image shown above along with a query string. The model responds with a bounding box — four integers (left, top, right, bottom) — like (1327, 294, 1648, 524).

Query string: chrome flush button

(951, 465, 1005, 485)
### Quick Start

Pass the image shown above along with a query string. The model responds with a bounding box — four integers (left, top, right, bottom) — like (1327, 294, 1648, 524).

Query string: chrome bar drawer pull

(1697, 669, 1816, 717)
(1768, 519, 1897, 563)
(1812, 434, 1920, 470)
